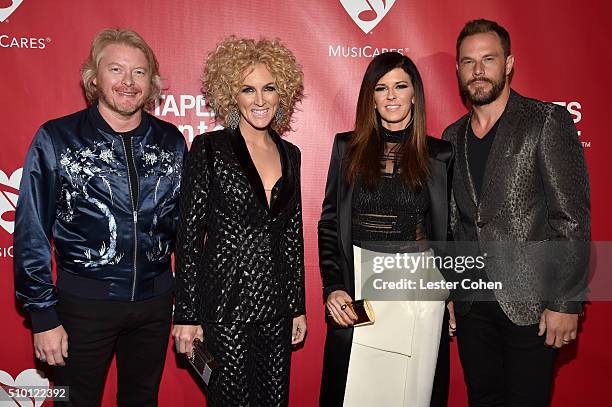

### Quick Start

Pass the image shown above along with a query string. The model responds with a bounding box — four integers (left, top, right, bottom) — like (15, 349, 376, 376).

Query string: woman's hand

(447, 301, 457, 337)
(292, 315, 307, 345)
(326, 290, 358, 327)
(172, 324, 204, 355)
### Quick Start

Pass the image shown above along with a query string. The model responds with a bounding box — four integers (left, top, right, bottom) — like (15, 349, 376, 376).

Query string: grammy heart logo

(0, 369, 49, 407)
(0, 0, 24, 23)
(339, 0, 396, 34)
(0, 168, 22, 235)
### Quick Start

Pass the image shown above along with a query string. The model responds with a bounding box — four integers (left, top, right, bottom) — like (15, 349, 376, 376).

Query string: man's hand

(33, 325, 68, 366)
(172, 324, 204, 355)
(538, 309, 578, 348)
(325, 290, 358, 327)
(447, 301, 457, 337)
(292, 315, 307, 345)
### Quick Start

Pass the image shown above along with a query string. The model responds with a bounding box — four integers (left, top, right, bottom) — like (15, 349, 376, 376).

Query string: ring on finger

(340, 304, 348, 311)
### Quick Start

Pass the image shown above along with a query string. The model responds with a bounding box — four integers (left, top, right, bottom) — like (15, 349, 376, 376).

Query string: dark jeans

(53, 291, 173, 407)
(456, 301, 557, 407)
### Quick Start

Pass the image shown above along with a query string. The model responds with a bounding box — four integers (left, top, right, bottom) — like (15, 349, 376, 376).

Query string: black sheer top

(352, 126, 430, 247)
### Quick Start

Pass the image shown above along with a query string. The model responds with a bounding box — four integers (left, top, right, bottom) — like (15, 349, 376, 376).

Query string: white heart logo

(339, 0, 396, 34)
(0, 0, 24, 23)
(0, 168, 22, 235)
(0, 369, 50, 407)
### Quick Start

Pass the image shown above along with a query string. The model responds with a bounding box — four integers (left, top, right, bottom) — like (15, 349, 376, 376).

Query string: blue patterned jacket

(14, 104, 187, 333)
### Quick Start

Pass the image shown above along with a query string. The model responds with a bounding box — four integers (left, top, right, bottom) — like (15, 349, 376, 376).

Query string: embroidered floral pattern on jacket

(140, 144, 182, 262)
(58, 141, 125, 267)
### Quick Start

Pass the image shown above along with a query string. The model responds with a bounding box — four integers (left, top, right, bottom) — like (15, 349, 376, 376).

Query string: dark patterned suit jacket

(173, 128, 305, 325)
(442, 90, 590, 325)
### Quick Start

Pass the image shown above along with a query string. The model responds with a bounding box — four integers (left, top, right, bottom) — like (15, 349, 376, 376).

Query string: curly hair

(81, 28, 162, 107)
(202, 36, 304, 134)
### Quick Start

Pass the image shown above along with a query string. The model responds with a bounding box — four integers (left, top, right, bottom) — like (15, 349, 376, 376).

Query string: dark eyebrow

(375, 80, 408, 86)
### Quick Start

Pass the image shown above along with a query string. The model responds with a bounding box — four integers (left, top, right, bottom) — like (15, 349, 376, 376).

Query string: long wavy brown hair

(345, 52, 430, 191)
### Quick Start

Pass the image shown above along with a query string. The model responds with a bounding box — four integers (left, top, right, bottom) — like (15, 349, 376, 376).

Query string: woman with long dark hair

(318, 52, 454, 406)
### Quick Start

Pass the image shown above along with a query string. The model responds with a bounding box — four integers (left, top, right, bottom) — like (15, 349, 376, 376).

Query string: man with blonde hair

(14, 28, 186, 406)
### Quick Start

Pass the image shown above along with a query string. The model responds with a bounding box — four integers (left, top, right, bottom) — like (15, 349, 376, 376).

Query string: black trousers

(53, 291, 173, 407)
(456, 301, 557, 407)
(203, 317, 293, 407)
(431, 306, 451, 407)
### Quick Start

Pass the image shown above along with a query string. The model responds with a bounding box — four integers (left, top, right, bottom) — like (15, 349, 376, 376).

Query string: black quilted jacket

(173, 128, 305, 325)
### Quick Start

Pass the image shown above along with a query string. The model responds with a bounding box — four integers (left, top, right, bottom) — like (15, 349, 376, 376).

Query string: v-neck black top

(467, 116, 501, 199)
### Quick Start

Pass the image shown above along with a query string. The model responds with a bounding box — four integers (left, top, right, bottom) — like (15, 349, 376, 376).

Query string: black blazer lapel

(228, 128, 295, 217)
(427, 158, 448, 242)
(270, 131, 295, 217)
(457, 116, 479, 208)
(336, 139, 355, 296)
(229, 128, 270, 212)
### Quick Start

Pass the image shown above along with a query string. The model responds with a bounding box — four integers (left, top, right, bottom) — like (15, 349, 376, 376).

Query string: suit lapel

(229, 128, 294, 217)
(335, 139, 354, 289)
(228, 129, 270, 212)
(269, 131, 294, 217)
(457, 116, 479, 208)
(426, 157, 447, 241)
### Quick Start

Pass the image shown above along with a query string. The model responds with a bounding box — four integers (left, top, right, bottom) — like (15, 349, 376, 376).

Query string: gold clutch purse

(327, 299, 375, 327)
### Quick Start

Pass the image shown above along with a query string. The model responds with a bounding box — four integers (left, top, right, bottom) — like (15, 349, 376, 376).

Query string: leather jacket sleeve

(13, 126, 61, 333)
(173, 135, 211, 325)
(318, 134, 349, 301)
(538, 105, 590, 314)
(285, 148, 306, 316)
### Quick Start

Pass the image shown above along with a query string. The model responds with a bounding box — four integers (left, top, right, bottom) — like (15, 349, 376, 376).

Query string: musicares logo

(340, 0, 396, 34)
(0, 168, 21, 235)
(0, 0, 24, 23)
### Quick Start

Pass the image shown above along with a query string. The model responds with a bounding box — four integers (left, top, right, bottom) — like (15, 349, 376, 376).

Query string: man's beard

(460, 74, 506, 106)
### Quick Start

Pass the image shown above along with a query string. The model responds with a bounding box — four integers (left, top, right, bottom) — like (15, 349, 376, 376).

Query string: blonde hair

(81, 28, 162, 107)
(202, 36, 304, 134)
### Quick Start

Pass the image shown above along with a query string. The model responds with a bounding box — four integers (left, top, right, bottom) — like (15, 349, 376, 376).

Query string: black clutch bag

(187, 338, 220, 385)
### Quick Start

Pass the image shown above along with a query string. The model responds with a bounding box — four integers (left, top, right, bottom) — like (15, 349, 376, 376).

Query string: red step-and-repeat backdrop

(1, 1, 611, 405)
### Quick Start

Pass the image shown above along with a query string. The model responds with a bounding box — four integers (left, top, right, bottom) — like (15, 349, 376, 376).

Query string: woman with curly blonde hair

(172, 36, 306, 406)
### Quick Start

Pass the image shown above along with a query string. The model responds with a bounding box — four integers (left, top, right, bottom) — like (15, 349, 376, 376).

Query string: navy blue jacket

(14, 104, 187, 333)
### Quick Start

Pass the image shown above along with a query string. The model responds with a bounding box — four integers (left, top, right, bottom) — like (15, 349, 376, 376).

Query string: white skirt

(343, 246, 446, 407)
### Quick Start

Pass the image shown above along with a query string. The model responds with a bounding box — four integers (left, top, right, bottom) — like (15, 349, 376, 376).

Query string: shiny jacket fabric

(14, 105, 187, 333)
(173, 128, 305, 325)
(442, 90, 590, 325)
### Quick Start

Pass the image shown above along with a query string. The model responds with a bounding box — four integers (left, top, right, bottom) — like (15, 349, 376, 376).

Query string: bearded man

(442, 19, 590, 407)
